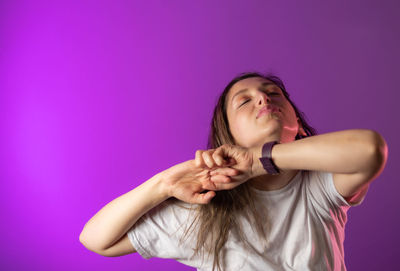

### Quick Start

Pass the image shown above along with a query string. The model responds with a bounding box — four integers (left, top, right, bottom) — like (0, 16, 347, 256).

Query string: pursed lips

(257, 105, 280, 119)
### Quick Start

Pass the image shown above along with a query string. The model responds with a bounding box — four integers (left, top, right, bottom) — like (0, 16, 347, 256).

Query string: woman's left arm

(251, 129, 388, 199)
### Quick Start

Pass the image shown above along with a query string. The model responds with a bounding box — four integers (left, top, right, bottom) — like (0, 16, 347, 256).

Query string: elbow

(80, 232, 115, 257)
(79, 230, 94, 252)
(365, 130, 388, 175)
(373, 132, 388, 175)
(80, 238, 109, 257)
(373, 131, 388, 158)
(79, 226, 90, 248)
(79, 229, 86, 245)
(79, 228, 105, 255)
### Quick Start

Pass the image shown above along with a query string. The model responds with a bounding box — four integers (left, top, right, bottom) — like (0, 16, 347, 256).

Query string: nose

(258, 92, 272, 106)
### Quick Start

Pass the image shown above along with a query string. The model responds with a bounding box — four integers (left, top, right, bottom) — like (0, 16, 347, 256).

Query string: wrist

(151, 172, 172, 201)
(250, 142, 281, 177)
(250, 145, 266, 178)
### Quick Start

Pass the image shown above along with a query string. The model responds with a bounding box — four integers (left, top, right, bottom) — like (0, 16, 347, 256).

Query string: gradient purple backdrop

(0, 0, 398, 270)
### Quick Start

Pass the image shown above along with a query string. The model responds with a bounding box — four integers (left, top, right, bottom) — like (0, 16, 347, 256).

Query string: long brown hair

(180, 71, 318, 270)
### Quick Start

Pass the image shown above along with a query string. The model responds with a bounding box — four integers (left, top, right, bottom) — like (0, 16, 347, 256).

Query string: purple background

(0, 0, 398, 270)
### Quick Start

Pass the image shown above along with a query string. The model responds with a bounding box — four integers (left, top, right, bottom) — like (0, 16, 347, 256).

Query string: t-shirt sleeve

(126, 199, 198, 262)
(306, 170, 367, 216)
(326, 171, 368, 207)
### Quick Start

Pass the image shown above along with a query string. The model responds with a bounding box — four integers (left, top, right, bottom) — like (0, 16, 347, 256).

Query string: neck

(247, 169, 299, 191)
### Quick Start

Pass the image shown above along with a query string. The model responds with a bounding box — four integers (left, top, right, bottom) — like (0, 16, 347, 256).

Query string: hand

(194, 144, 254, 190)
(161, 159, 239, 204)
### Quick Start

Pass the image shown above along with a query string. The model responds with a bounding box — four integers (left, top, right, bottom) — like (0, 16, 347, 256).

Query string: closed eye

(239, 99, 250, 106)
(269, 92, 280, 96)
(239, 92, 280, 107)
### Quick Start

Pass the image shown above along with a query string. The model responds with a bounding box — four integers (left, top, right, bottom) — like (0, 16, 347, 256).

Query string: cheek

(231, 115, 252, 134)
(283, 106, 298, 123)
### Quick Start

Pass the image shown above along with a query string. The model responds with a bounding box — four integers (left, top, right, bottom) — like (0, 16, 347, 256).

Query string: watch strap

(258, 141, 280, 175)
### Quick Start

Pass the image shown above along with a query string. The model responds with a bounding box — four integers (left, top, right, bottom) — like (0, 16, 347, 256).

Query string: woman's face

(225, 77, 305, 148)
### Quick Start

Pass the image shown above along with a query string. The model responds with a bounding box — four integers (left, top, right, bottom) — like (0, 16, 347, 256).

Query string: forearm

(79, 172, 169, 252)
(251, 129, 383, 177)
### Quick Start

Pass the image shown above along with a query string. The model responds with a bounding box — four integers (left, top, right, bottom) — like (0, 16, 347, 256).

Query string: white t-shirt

(127, 170, 367, 271)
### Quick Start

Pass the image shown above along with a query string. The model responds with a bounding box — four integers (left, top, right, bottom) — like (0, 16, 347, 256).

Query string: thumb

(193, 191, 215, 204)
(217, 144, 239, 164)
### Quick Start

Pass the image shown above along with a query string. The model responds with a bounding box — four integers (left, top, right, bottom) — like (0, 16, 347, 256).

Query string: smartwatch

(258, 141, 280, 175)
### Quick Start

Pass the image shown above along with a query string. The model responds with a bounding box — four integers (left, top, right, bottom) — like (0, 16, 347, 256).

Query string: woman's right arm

(79, 158, 237, 257)
(79, 171, 169, 256)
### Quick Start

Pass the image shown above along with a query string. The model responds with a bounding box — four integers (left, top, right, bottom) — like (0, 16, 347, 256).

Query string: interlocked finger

(202, 150, 216, 168)
(210, 174, 231, 183)
(212, 149, 226, 166)
(195, 150, 205, 167)
(210, 167, 238, 177)
(201, 178, 218, 191)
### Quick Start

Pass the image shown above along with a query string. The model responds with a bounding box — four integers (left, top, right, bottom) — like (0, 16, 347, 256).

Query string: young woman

(79, 72, 388, 271)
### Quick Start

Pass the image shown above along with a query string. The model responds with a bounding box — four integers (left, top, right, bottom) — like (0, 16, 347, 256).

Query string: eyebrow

(230, 82, 276, 105)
